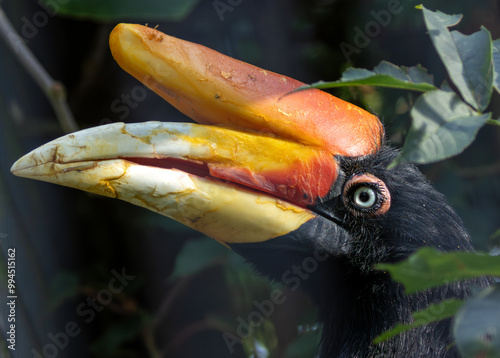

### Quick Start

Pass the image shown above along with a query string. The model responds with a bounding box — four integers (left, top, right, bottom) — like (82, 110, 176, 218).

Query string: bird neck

(315, 259, 461, 358)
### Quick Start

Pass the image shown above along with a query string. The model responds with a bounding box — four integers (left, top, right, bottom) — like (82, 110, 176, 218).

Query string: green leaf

(491, 228, 500, 241)
(491, 230, 500, 255)
(492, 40, 500, 94)
(169, 238, 228, 281)
(454, 284, 500, 358)
(391, 90, 490, 166)
(302, 61, 436, 92)
(285, 328, 322, 358)
(40, 0, 201, 22)
(374, 299, 464, 344)
(420, 6, 493, 111)
(408, 64, 435, 86)
(376, 247, 500, 294)
(451, 29, 493, 111)
(242, 318, 278, 358)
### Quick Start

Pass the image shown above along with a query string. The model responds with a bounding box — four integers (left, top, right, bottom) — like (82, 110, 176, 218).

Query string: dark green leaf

(408, 64, 435, 85)
(420, 6, 493, 111)
(451, 28, 493, 111)
(40, 0, 201, 22)
(439, 80, 455, 93)
(391, 90, 490, 166)
(374, 299, 464, 344)
(416, 5, 463, 27)
(454, 284, 500, 358)
(492, 40, 500, 94)
(491, 229, 500, 240)
(302, 61, 436, 92)
(242, 318, 278, 358)
(285, 328, 322, 358)
(373, 61, 411, 82)
(376, 247, 500, 294)
(169, 238, 228, 281)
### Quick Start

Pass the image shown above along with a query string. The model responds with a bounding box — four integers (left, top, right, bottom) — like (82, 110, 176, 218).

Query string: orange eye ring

(343, 174, 391, 216)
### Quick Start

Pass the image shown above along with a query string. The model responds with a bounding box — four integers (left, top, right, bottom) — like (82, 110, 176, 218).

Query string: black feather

(231, 145, 490, 357)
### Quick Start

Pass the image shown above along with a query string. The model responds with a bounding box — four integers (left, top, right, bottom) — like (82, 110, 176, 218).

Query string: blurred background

(1, 0, 499, 357)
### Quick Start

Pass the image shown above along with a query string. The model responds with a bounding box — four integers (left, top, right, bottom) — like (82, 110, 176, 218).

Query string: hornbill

(11, 24, 488, 357)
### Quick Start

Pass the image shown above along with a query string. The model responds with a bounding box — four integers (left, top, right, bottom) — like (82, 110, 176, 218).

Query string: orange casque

(109, 24, 383, 206)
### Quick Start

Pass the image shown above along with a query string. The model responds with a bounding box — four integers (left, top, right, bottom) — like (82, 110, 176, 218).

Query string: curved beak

(11, 24, 383, 246)
(10, 121, 317, 244)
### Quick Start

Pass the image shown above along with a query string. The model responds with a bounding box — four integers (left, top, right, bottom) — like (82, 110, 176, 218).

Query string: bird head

(11, 24, 476, 356)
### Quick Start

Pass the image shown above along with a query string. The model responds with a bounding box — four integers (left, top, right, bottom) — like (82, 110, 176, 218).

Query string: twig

(152, 275, 193, 328)
(0, 6, 78, 133)
(152, 258, 226, 328)
(141, 324, 162, 358)
(487, 118, 500, 127)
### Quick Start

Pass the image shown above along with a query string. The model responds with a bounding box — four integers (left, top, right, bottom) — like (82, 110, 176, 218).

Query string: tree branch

(0, 6, 78, 133)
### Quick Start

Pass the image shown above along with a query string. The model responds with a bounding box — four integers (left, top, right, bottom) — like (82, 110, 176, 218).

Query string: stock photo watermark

(222, 247, 330, 353)
(7, 0, 69, 52)
(30, 267, 135, 358)
(213, 0, 244, 22)
(5, 247, 16, 351)
(99, 74, 159, 125)
(100, 85, 149, 125)
(340, 0, 403, 62)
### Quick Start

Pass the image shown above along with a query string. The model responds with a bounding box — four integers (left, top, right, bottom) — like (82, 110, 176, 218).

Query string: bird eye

(353, 186, 377, 209)
(343, 174, 391, 216)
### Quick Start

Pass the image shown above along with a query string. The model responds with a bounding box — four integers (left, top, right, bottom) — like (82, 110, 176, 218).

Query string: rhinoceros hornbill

(11, 24, 488, 357)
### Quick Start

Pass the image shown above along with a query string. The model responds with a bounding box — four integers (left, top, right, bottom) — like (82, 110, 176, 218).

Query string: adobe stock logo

(100, 85, 148, 125)
(213, 0, 243, 21)
(99, 75, 159, 125)
(8, 0, 70, 52)
(30, 268, 135, 358)
(340, 0, 403, 62)
(223, 247, 330, 354)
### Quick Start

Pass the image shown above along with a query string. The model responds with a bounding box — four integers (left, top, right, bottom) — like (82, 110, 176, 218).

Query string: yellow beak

(11, 24, 383, 246)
